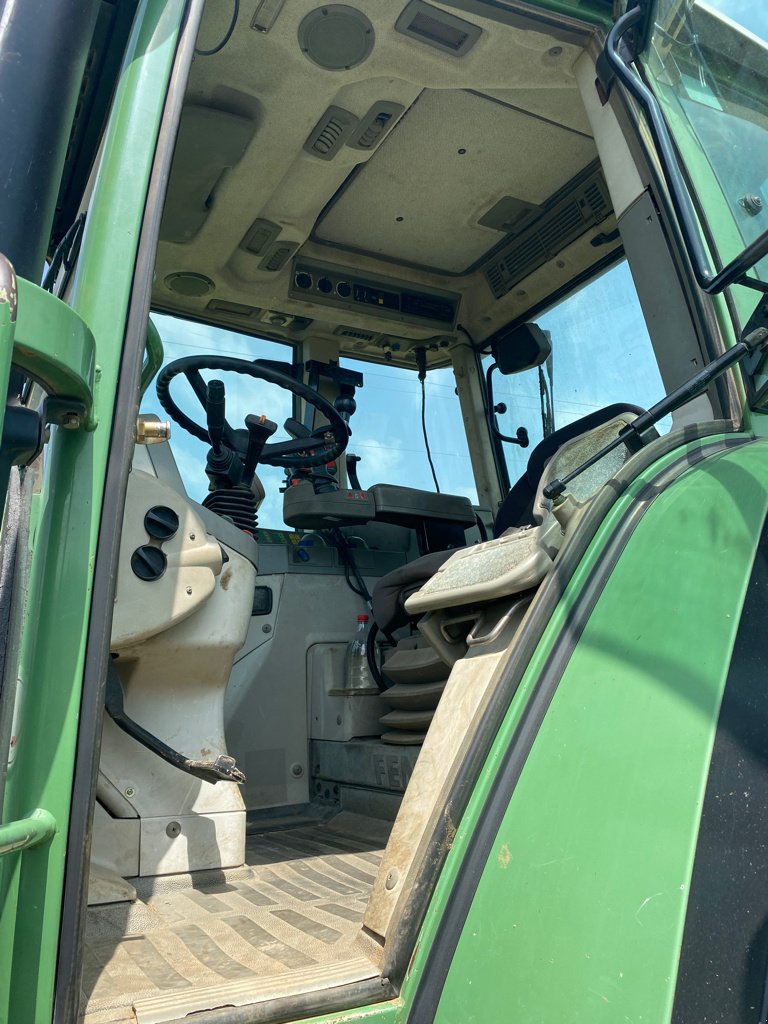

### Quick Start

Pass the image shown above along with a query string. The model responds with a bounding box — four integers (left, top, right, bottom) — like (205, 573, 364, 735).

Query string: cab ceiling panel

(313, 89, 596, 274)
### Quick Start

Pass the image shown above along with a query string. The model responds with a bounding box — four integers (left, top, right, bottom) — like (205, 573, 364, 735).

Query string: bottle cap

(357, 614, 369, 622)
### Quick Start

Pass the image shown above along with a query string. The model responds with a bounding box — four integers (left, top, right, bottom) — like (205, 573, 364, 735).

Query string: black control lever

(346, 453, 363, 490)
(543, 327, 768, 501)
(206, 379, 226, 453)
(284, 416, 311, 440)
(242, 413, 277, 484)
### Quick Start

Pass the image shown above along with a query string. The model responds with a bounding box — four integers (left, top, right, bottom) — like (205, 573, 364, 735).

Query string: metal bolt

(385, 869, 399, 891)
(166, 821, 181, 838)
(189, 533, 196, 540)
(262, 623, 272, 633)
(125, 787, 135, 798)
(740, 193, 763, 216)
(61, 412, 81, 430)
(186, 586, 193, 595)
(290, 763, 304, 777)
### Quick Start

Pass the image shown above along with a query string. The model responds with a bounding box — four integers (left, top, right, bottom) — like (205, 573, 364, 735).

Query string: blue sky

(702, 0, 768, 38)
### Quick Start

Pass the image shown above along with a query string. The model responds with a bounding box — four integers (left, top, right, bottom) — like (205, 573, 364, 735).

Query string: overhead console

(289, 258, 461, 330)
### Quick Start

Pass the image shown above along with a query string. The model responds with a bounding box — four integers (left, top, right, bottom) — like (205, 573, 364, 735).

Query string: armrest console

(282, 481, 475, 532)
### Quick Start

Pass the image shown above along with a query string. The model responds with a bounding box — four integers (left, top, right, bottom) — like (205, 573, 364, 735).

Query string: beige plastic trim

(133, 957, 379, 1024)
(111, 470, 223, 650)
(574, 48, 644, 219)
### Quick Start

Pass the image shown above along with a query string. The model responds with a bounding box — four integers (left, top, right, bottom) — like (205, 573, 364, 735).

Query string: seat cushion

(371, 549, 453, 636)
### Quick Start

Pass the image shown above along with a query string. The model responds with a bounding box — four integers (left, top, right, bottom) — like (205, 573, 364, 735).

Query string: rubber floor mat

(81, 813, 390, 1022)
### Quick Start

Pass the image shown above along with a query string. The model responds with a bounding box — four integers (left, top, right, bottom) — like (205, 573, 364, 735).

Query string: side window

(340, 358, 478, 504)
(141, 313, 295, 529)
(485, 260, 667, 485)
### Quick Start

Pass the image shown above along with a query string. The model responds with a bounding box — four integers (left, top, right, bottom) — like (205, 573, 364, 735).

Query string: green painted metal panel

(13, 279, 96, 429)
(0, 1, 187, 1020)
(429, 440, 768, 1023)
(509, 0, 611, 24)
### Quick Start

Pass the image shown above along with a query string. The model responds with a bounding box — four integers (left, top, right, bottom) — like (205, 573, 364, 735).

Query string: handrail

(0, 807, 57, 858)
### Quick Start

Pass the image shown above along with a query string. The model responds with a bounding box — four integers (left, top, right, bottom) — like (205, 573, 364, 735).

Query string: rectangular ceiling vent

(207, 299, 261, 319)
(259, 241, 298, 272)
(348, 102, 405, 151)
(395, 1, 481, 57)
(484, 170, 614, 300)
(333, 325, 378, 342)
(304, 106, 358, 160)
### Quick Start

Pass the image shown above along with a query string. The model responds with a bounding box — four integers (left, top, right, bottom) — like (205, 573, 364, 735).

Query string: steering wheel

(156, 355, 349, 468)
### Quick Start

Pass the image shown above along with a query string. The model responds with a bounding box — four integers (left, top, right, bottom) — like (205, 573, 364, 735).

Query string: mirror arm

(485, 361, 530, 448)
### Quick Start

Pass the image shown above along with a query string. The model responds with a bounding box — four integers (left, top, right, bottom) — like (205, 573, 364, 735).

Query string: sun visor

(160, 106, 256, 244)
(490, 322, 551, 375)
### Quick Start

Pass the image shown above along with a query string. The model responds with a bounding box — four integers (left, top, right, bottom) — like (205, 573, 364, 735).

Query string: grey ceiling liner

(313, 90, 596, 274)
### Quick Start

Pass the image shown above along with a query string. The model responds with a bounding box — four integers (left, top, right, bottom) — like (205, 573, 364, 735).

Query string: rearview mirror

(490, 322, 551, 376)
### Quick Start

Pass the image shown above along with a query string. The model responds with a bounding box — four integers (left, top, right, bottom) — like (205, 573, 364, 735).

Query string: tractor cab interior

(80, 2, 733, 1021)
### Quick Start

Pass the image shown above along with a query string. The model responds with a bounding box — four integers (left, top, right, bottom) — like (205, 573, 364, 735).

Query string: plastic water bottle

(345, 614, 376, 692)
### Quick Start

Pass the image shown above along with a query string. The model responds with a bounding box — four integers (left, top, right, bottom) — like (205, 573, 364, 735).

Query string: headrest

(490, 322, 551, 376)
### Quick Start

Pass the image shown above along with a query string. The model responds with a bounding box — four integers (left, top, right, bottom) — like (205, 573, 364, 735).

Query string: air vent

(207, 299, 261, 319)
(259, 241, 298, 272)
(304, 106, 358, 160)
(583, 180, 610, 218)
(334, 325, 378, 342)
(537, 201, 583, 251)
(241, 218, 281, 255)
(348, 102, 405, 151)
(484, 170, 614, 300)
(395, 0, 481, 57)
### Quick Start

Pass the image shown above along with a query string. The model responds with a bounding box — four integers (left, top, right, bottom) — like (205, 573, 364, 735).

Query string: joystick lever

(206, 379, 226, 454)
(243, 414, 277, 484)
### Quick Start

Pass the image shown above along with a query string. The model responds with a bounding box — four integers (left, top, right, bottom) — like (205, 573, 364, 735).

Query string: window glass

(641, 0, 768, 287)
(340, 359, 478, 504)
(141, 313, 295, 529)
(486, 261, 667, 485)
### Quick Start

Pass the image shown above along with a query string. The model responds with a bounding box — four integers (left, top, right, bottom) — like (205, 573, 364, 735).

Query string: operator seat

(371, 402, 647, 640)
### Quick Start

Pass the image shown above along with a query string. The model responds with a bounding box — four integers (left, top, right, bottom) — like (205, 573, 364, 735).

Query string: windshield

(641, 0, 768, 313)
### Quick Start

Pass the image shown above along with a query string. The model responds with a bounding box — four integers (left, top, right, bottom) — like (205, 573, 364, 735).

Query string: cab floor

(81, 812, 391, 1023)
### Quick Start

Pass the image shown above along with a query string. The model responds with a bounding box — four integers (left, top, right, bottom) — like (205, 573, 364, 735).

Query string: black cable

(366, 621, 390, 693)
(327, 528, 373, 608)
(420, 376, 441, 493)
(195, 0, 239, 56)
(456, 323, 486, 353)
(343, 559, 366, 600)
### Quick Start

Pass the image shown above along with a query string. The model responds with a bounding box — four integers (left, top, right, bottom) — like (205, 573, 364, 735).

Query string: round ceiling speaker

(298, 6, 374, 71)
(164, 272, 215, 297)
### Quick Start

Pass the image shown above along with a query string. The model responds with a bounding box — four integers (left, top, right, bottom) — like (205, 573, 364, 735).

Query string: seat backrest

(492, 403, 647, 537)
